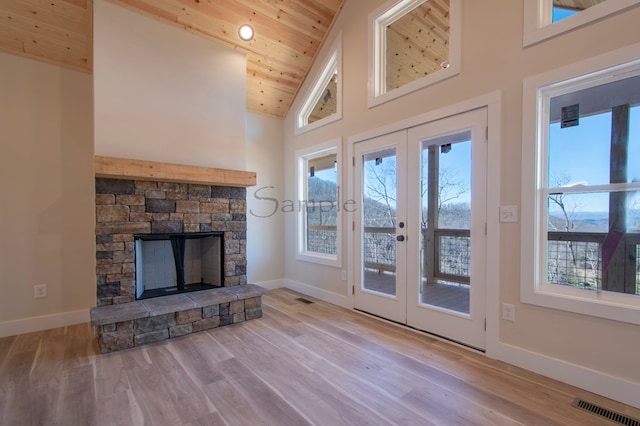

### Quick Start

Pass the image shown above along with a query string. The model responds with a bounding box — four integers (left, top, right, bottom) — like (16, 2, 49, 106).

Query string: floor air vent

(295, 297, 314, 304)
(572, 398, 640, 426)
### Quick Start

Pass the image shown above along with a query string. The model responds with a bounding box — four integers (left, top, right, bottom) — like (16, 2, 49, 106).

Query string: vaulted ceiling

(0, 0, 603, 118)
(0, 0, 344, 118)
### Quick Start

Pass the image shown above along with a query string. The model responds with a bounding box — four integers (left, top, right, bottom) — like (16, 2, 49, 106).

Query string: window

(521, 43, 640, 324)
(296, 34, 342, 134)
(296, 140, 342, 267)
(368, 0, 461, 108)
(524, 0, 640, 46)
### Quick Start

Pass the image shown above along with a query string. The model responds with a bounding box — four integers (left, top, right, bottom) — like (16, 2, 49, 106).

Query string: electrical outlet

(34, 284, 47, 299)
(502, 303, 516, 322)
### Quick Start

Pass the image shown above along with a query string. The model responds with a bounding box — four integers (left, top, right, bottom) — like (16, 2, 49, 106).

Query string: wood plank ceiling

(0, 0, 345, 118)
(386, 0, 450, 92)
(0, 0, 603, 118)
(0, 0, 93, 70)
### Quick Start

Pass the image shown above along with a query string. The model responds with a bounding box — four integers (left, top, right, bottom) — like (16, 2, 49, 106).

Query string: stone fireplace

(95, 177, 248, 306)
(90, 157, 265, 353)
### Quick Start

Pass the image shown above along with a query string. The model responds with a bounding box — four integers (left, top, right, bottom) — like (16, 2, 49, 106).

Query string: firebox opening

(134, 232, 224, 300)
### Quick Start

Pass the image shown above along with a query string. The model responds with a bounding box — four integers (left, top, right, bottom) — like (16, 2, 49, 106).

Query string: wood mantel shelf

(95, 156, 256, 187)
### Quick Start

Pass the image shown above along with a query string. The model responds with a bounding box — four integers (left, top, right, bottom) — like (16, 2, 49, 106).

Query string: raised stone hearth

(91, 284, 267, 353)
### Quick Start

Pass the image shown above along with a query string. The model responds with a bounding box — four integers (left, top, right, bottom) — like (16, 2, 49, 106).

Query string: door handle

(396, 235, 405, 242)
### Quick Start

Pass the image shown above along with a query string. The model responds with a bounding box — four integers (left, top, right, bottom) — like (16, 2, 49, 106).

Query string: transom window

(552, 0, 607, 22)
(368, 0, 461, 108)
(524, 0, 640, 46)
(296, 34, 342, 134)
(521, 46, 640, 324)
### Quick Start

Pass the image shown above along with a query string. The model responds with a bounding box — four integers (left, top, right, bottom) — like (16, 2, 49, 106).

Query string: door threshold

(353, 308, 485, 354)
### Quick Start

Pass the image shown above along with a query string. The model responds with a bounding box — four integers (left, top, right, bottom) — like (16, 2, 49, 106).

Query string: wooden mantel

(95, 156, 256, 187)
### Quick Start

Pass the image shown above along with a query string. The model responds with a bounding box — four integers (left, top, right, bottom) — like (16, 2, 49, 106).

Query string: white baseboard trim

(490, 341, 640, 410)
(254, 279, 286, 290)
(0, 309, 90, 338)
(284, 279, 350, 308)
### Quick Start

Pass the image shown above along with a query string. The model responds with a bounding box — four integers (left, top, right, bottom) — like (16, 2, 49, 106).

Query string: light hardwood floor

(1, 288, 639, 425)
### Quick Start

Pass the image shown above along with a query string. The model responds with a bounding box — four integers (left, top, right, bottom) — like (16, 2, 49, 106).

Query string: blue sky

(435, 140, 471, 205)
(548, 107, 640, 214)
(552, 7, 578, 23)
(312, 167, 336, 183)
(362, 140, 472, 213)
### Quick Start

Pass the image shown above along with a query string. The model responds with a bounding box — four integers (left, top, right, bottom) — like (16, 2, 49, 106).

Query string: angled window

(368, 0, 461, 108)
(521, 43, 640, 324)
(296, 140, 342, 267)
(524, 0, 640, 46)
(296, 34, 342, 134)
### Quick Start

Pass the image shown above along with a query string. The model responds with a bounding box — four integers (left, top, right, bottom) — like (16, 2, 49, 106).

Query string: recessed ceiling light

(238, 24, 254, 41)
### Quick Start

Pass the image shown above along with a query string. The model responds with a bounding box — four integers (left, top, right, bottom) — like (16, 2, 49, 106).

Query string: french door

(353, 109, 487, 350)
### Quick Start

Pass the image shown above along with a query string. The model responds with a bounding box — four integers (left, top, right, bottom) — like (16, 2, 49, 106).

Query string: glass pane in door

(362, 148, 397, 296)
(420, 135, 471, 313)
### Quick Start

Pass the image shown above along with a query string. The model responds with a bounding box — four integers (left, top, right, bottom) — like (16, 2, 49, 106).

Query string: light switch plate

(499, 205, 519, 223)
(502, 303, 516, 322)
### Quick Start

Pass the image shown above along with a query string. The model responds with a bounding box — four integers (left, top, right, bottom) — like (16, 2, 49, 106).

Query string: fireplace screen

(134, 232, 223, 299)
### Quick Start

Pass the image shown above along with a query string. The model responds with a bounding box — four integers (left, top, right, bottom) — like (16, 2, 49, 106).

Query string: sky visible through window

(552, 7, 578, 22)
(548, 106, 640, 212)
(437, 141, 471, 206)
(308, 166, 337, 203)
(312, 167, 337, 183)
(548, 106, 640, 233)
(361, 141, 472, 215)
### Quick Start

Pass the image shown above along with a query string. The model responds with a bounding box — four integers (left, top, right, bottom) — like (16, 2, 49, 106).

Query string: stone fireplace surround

(90, 157, 263, 353)
(94, 177, 248, 306)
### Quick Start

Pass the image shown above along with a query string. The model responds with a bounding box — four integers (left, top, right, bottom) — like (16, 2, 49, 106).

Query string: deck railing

(362, 227, 397, 272)
(548, 231, 640, 294)
(307, 226, 640, 294)
(433, 229, 470, 284)
(308, 226, 472, 282)
(306, 225, 337, 255)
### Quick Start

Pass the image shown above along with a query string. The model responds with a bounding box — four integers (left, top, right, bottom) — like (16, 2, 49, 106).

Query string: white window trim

(521, 42, 640, 325)
(295, 139, 342, 267)
(368, 0, 461, 109)
(523, 0, 640, 47)
(295, 33, 342, 135)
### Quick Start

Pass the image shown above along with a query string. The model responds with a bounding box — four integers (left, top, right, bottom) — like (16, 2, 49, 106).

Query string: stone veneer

(90, 284, 267, 353)
(95, 178, 247, 306)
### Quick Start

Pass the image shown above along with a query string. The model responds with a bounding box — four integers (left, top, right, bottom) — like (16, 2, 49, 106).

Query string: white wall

(93, 0, 285, 289)
(246, 112, 286, 287)
(93, 0, 247, 170)
(283, 0, 640, 407)
(0, 52, 95, 335)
